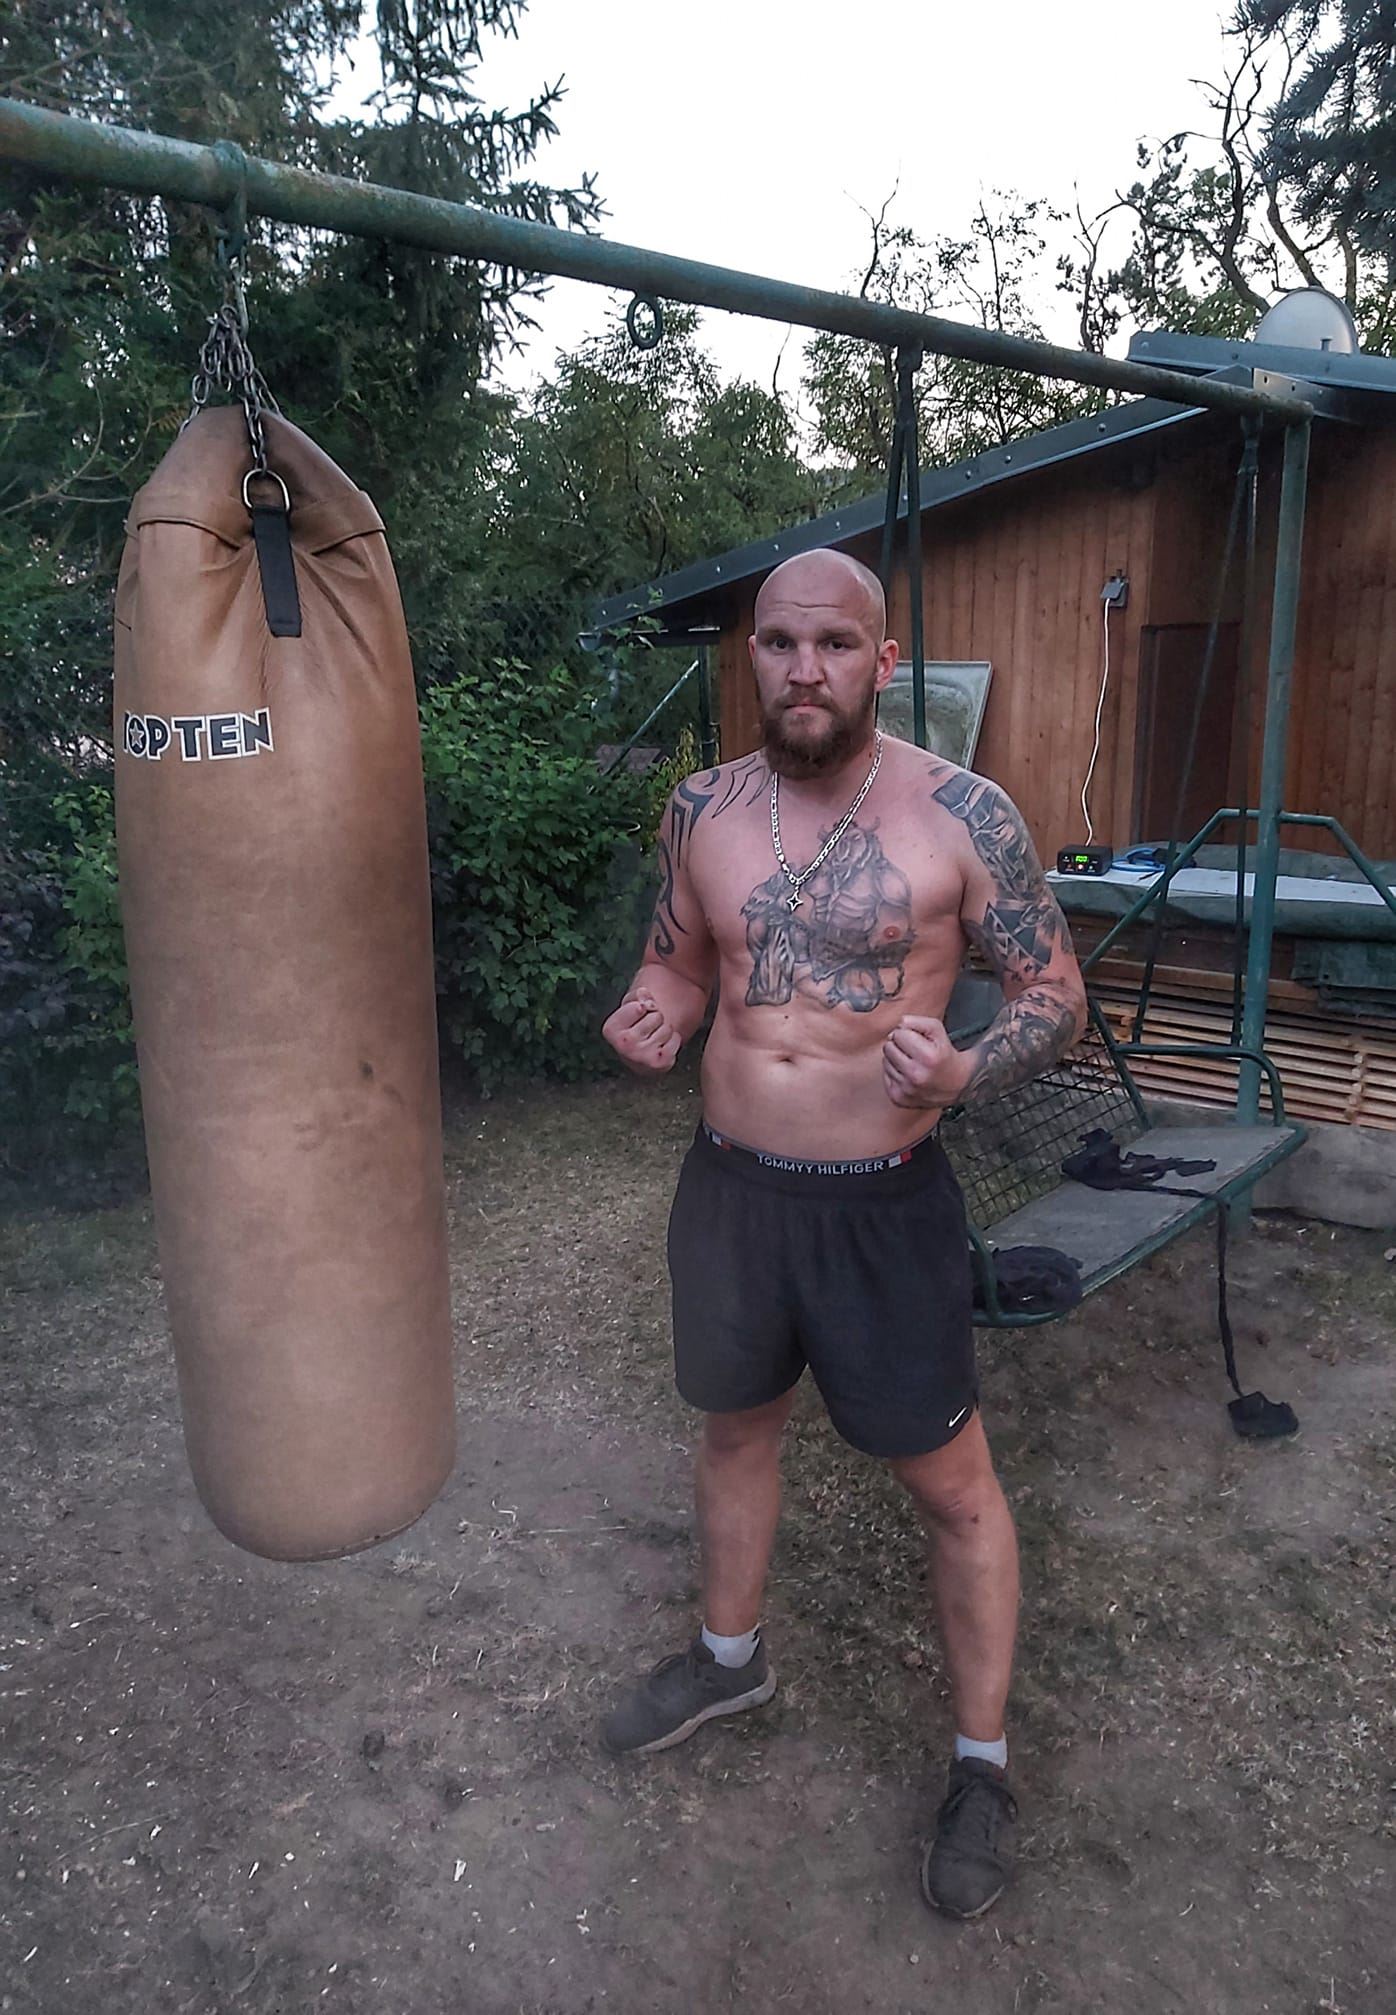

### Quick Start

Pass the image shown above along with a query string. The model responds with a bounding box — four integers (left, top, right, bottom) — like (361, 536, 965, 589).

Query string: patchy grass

(0, 1203, 157, 1295)
(2, 1067, 1392, 2014)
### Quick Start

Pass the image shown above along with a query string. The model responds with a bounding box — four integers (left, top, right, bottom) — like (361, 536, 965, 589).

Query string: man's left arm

(882, 772, 1087, 1112)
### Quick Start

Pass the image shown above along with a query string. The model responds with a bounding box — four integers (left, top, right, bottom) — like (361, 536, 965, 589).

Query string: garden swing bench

(940, 994, 1301, 1329)
(878, 415, 1305, 1329)
(870, 350, 1311, 1426)
(1, 95, 1366, 1428)
(938, 983, 1304, 1434)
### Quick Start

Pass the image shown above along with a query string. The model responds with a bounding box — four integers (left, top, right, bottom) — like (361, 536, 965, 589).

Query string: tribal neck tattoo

(769, 731, 883, 913)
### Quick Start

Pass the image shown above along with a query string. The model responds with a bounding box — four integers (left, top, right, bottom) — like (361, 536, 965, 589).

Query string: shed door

(1134, 623, 1239, 843)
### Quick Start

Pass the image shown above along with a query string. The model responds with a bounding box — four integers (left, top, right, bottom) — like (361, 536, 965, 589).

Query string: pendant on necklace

(786, 890, 803, 912)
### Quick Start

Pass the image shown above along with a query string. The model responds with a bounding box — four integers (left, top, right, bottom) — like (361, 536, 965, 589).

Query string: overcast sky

(445, 0, 1244, 392)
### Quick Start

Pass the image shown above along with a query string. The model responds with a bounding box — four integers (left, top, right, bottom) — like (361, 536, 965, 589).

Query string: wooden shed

(594, 328, 1396, 1140)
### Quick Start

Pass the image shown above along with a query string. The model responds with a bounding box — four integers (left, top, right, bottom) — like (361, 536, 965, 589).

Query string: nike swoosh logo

(947, 1405, 970, 1430)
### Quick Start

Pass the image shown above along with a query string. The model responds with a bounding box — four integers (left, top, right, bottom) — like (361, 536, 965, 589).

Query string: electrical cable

(1080, 597, 1113, 846)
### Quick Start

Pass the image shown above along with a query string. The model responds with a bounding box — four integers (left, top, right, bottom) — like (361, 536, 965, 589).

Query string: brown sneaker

(921, 1757, 1018, 1919)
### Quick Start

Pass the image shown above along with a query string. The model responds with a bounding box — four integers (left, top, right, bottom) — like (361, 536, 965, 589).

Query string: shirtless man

(599, 547, 1086, 1920)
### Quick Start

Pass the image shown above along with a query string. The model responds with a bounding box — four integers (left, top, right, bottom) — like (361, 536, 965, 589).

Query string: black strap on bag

(245, 471, 302, 638)
(1062, 1129, 1298, 1440)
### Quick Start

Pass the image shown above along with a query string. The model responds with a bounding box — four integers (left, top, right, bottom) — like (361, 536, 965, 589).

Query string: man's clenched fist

(603, 990, 682, 1078)
(882, 1014, 974, 1110)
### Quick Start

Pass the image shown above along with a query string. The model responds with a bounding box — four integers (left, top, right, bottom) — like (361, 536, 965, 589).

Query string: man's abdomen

(701, 1008, 947, 1159)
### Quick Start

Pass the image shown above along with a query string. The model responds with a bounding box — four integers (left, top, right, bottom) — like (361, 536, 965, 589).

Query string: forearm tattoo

(650, 757, 765, 960)
(933, 770, 1080, 1101)
(957, 988, 1080, 1103)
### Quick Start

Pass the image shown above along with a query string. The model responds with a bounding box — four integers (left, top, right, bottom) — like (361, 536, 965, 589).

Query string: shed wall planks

(708, 417, 1396, 862)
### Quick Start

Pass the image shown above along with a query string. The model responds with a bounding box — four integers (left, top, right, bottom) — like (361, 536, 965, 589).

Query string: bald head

(748, 546, 898, 779)
(754, 548, 886, 644)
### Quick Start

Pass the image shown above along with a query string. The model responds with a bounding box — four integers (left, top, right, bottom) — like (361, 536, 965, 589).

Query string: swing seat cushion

(973, 1122, 1299, 1302)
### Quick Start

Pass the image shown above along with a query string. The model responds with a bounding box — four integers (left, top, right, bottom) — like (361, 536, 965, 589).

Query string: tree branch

(1264, 185, 1324, 287)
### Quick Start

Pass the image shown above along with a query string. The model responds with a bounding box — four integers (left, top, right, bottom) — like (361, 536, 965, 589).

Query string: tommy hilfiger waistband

(700, 1121, 941, 1178)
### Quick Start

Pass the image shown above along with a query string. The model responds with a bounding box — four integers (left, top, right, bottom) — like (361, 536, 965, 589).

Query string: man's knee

(904, 1471, 1005, 1533)
(888, 1418, 1005, 1530)
(701, 1389, 796, 1460)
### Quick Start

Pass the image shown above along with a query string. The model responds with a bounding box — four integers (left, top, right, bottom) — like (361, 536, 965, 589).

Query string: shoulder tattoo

(651, 755, 766, 958)
(931, 770, 1073, 986)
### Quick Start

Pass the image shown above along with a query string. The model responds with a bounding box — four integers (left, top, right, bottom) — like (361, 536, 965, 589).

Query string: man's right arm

(603, 786, 719, 1077)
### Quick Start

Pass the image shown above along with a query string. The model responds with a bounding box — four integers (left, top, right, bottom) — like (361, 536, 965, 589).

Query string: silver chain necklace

(769, 730, 883, 912)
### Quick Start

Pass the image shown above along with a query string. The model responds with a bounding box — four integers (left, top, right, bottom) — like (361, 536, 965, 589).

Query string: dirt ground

(2, 1064, 1393, 2015)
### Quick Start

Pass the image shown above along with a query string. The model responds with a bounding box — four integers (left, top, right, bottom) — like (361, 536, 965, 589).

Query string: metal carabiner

(210, 140, 250, 290)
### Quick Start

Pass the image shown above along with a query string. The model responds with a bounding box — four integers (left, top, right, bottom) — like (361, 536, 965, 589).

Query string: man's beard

(761, 694, 875, 780)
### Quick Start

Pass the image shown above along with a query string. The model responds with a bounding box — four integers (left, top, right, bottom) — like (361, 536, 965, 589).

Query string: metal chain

(769, 731, 883, 913)
(187, 289, 280, 472)
(185, 153, 280, 476)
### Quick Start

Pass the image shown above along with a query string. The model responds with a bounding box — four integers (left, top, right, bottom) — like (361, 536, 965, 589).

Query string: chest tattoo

(742, 822, 915, 1012)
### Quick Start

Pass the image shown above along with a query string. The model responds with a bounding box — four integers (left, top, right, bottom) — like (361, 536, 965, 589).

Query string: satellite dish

(1254, 288, 1360, 354)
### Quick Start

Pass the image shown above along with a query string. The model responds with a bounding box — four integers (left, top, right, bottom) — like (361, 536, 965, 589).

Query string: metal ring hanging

(242, 468, 291, 514)
(625, 294, 665, 351)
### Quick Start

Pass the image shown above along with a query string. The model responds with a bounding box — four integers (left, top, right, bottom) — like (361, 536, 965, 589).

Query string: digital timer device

(1055, 845, 1114, 877)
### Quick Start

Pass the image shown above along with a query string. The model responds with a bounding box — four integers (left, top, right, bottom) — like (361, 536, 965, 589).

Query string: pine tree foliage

(0, 0, 603, 781)
(1244, 1, 1396, 270)
(1097, 8, 1396, 347)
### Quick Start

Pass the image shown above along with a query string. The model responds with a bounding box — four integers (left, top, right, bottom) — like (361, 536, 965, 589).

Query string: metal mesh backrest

(940, 1014, 1145, 1231)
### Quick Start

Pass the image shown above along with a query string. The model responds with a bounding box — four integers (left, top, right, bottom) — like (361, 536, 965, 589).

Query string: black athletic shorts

(667, 1122, 977, 1459)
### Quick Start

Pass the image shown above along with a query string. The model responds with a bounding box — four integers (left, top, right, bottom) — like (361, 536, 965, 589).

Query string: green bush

(51, 784, 136, 1122)
(0, 778, 136, 1149)
(421, 660, 663, 1088)
(0, 664, 669, 1149)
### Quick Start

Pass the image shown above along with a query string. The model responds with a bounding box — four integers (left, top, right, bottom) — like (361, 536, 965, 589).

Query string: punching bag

(114, 405, 455, 1560)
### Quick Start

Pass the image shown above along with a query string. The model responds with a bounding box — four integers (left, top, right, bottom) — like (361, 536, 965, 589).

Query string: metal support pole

(1238, 420, 1311, 1123)
(1230, 424, 1262, 1047)
(878, 377, 905, 592)
(901, 349, 928, 748)
(877, 347, 928, 748)
(1273, 814, 1396, 923)
(0, 97, 1314, 425)
(600, 659, 698, 776)
(1132, 427, 1253, 1045)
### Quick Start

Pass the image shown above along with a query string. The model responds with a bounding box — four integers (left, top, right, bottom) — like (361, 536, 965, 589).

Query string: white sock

(955, 1733, 1008, 1770)
(701, 1624, 759, 1669)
